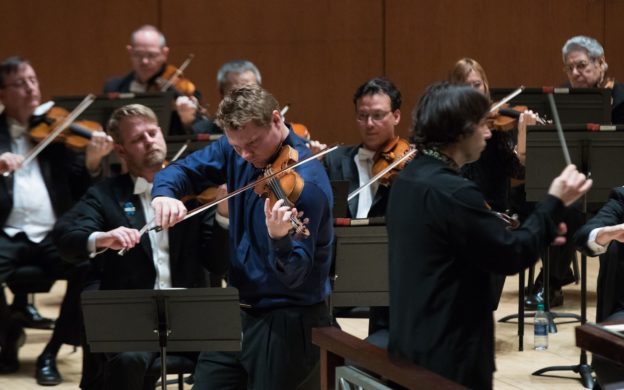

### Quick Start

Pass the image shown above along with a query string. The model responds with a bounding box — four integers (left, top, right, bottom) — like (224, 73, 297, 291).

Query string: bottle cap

(537, 303, 545, 311)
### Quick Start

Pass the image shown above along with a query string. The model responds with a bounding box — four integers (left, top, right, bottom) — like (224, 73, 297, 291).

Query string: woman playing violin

(562, 35, 624, 124)
(450, 58, 537, 214)
(150, 85, 333, 390)
(449, 58, 538, 311)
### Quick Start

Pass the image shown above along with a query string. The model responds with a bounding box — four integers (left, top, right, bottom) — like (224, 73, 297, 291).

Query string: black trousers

(193, 301, 332, 390)
(0, 231, 83, 348)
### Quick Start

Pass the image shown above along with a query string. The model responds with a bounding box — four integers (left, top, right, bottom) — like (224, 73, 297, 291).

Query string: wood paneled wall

(1, 0, 621, 144)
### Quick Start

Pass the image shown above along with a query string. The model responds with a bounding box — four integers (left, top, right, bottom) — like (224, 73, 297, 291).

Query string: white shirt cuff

(587, 227, 608, 255)
(87, 232, 107, 258)
(215, 212, 230, 230)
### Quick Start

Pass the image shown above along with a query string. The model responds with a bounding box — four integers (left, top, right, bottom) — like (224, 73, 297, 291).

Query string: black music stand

(331, 225, 389, 309)
(525, 125, 624, 389)
(491, 87, 611, 124)
(81, 287, 241, 390)
(53, 92, 174, 132)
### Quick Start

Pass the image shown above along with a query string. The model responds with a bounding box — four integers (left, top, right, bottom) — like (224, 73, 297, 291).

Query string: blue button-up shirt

(152, 131, 333, 309)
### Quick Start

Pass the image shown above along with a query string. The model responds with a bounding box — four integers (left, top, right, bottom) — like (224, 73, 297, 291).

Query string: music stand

(490, 87, 611, 124)
(81, 287, 241, 390)
(525, 125, 624, 388)
(332, 225, 389, 309)
(53, 92, 174, 132)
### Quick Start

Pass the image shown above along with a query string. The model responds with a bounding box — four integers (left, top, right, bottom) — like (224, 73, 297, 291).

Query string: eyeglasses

(2, 76, 39, 90)
(130, 50, 163, 61)
(356, 110, 392, 123)
(563, 60, 594, 74)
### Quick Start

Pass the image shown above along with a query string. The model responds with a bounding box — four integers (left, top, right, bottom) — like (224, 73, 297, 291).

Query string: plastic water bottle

(534, 303, 548, 350)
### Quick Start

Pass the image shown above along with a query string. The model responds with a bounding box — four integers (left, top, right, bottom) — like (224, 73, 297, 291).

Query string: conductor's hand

(96, 226, 141, 250)
(265, 198, 295, 239)
(0, 152, 24, 174)
(547, 164, 592, 206)
(152, 196, 187, 229)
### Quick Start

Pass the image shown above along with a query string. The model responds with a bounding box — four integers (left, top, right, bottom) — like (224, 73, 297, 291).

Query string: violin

(30, 106, 103, 150)
(371, 136, 414, 186)
(254, 145, 310, 239)
(154, 54, 196, 96)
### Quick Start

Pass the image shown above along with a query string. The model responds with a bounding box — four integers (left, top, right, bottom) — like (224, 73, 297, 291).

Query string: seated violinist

(562, 35, 624, 124)
(0, 56, 112, 385)
(323, 77, 408, 338)
(52, 104, 223, 390)
(323, 77, 406, 220)
(103, 25, 207, 135)
(176, 59, 263, 136)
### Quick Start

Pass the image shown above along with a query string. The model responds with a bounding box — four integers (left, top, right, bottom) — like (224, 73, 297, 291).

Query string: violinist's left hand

(516, 110, 537, 165)
(85, 131, 114, 174)
(307, 140, 328, 157)
(265, 198, 295, 239)
(175, 96, 198, 127)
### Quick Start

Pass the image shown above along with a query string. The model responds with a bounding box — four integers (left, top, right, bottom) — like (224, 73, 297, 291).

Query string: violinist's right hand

(0, 152, 24, 174)
(548, 164, 592, 207)
(175, 96, 198, 127)
(152, 196, 187, 229)
(95, 226, 141, 250)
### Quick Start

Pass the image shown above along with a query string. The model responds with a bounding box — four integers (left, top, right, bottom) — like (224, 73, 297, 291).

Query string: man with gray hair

(562, 35, 624, 123)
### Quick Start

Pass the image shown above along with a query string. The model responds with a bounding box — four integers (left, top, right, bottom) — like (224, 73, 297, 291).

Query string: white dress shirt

(354, 147, 378, 218)
(87, 176, 172, 289)
(3, 119, 56, 243)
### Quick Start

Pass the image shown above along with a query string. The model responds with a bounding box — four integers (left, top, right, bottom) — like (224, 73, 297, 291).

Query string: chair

(149, 355, 196, 390)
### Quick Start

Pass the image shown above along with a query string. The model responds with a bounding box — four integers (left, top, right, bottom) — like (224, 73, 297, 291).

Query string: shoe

(0, 322, 25, 374)
(524, 286, 564, 310)
(11, 304, 55, 330)
(35, 352, 62, 385)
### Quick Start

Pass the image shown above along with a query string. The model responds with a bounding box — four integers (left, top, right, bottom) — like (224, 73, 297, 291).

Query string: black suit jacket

(102, 68, 213, 136)
(52, 174, 218, 290)
(323, 145, 388, 218)
(575, 187, 624, 321)
(387, 154, 565, 389)
(0, 113, 91, 228)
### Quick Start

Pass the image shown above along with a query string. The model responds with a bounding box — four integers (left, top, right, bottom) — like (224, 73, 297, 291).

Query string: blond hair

(107, 104, 158, 143)
(215, 84, 279, 131)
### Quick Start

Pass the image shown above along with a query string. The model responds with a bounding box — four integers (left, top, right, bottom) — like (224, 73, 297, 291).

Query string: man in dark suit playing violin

(323, 77, 404, 220)
(52, 104, 222, 390)
(0, 56, 112, 384)
(322, 77, 405, 338)
(150, 84, 334, 390)
(103, 24, 206, 136)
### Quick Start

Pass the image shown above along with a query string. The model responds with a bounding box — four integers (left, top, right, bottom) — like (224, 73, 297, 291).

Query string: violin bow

(348, 148, 417, 201)
(160, 53, 195, 92)
(3, 94, 96, 177)
(546, 93, 572, 165)
(490, 86, 525, 113)
(118, 144, 339, 255)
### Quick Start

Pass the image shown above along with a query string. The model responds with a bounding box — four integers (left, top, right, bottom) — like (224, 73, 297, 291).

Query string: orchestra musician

(562, 35, 624, 124)
(524, 36, 624, 310)
(387, 82, 591, 389)
(449, 58, 537, 309)
(323, 77, 406, 338)
(574, 187, 624, 388)
(0, 57, 112, 384)
(103, 25, 205, 135)
(51, 104, 223, 390)
(151, 85, 333, 389)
